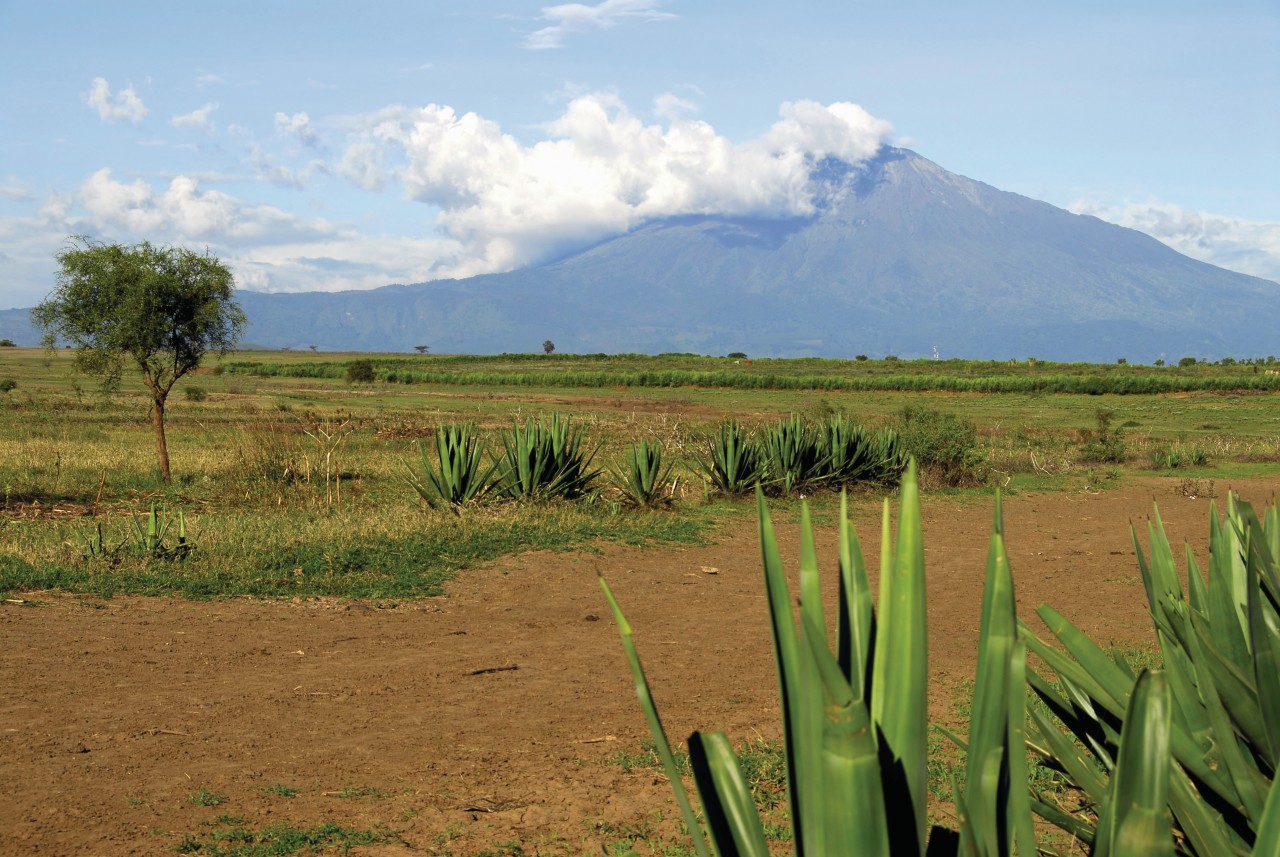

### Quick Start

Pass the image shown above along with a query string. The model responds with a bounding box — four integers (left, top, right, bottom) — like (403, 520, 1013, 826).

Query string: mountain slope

(4, 147, 1276, 362)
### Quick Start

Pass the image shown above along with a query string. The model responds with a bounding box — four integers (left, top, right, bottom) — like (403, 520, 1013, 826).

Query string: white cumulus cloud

(525, 0, 675, 49)
(1071, 199, 1280, 284)
(74, 168, 335, 245)
(171, 102, 219, 132)
(337, 94, 893, 275)
(84, 77, 148, 124)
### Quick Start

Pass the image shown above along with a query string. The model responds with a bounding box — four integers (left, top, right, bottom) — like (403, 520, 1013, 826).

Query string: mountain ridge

(3, 147, 1276, 362)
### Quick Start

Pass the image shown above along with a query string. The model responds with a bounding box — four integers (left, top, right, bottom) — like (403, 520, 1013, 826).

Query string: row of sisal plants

(406, 414, 906, 510)
(604, 464, 1280, 855)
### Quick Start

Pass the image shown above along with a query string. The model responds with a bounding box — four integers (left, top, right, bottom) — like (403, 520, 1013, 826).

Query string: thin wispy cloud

(1072, 199, 1280, 283)
(525, 0, 675, 50)
(0, 176, 35, 202)
(171, 102, 220, 132)
(84, 77, 148, 124)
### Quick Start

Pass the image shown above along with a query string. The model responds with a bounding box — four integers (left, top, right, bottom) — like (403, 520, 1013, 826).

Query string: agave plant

(602, 465, 1280, 855)
(760, 415, 828, 495)
(493, 413, 602, 501)
(602, 463, 1036, 854)
(820, 415, 906, 488)
(700, 419, 764, 495)
(127, 503, 194, 560)
(405, 423, 497, 510)
(610, 440, 676, 507)
(1023, 494, 1280, 855)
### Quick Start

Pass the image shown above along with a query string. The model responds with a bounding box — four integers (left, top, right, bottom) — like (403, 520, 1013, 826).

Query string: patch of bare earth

(1, 477, 1274, 855)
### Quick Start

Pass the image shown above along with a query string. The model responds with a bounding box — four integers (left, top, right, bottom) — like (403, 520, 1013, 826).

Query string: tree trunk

(152, 394, 171, 483)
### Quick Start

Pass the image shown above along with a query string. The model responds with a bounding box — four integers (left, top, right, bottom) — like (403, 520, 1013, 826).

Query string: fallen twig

(466, 664, 519, 676)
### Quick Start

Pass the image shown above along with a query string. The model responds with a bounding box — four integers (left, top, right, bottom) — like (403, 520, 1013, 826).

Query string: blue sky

(1, 0, 1277, 308)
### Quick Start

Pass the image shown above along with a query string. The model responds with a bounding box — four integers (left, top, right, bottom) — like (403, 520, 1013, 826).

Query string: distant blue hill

(4, 148, 1277, 362)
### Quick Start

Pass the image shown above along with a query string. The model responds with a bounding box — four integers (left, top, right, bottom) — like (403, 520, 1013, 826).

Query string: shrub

(1078, 408, 1126, 463)
(183, 385, 208, 402)
(1178, 356, 1198, 367)
(0, 378, 16, 393)
(893, 405, 984, 486)
(0, 338, 15, 347)
(345, 360, 376, 383)
(727, 352, 748, 360)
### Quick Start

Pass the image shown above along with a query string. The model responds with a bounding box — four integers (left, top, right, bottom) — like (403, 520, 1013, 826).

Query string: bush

(0, 339, 15, 347)
(345, 360, 376, 383)
(1078, 409, 1126, 463)
(183, 385, 208, 402)
(0, 378, 16, 393)
(892, 405, 983, 486)
(1178, 356, 1198, 367)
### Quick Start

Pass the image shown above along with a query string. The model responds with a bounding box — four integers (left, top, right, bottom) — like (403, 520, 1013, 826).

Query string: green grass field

(2, 346, 1278, 600)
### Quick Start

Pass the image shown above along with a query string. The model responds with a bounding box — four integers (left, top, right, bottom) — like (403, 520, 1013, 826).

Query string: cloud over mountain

(338, 94, 893, 274)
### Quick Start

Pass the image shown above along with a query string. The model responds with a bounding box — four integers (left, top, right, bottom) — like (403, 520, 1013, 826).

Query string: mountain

(4, 148, 1277, 361)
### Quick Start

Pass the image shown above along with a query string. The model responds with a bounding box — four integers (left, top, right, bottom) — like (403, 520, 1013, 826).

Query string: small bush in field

(184, 385, 208, 402)
(893, 405, 983, 486)
(0, 378, 16, 393)
(1079, 409, 1126, 463)
(345, 360, 376, 383)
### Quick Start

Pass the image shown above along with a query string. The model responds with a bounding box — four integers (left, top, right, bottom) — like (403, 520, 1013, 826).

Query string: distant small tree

(1178, 356, 1198, 368)
(1154, 358, 1166, 367)
(33, 236, 244, 483)
(0, 339, 15, 347)
(1116, 357, 1127, 365)
(543, 340, 556, 354)
(727, 351, 748, 360)
(309, 344, 317, 352)
(854, 354, 869, 362)
(414, 344, 430, 354)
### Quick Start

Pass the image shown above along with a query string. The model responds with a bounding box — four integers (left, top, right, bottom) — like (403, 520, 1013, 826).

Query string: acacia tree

(33, 237, 246, 483)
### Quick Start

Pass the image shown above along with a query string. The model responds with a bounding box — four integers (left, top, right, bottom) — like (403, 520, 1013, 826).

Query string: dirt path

(1, 477, 1272, 856)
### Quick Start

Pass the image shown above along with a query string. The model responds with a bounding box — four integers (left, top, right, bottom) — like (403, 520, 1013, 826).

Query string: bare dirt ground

(2, 476, 1274, 856)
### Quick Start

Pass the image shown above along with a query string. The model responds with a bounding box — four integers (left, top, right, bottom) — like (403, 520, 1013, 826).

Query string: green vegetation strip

(223, 354, 1280, 395)
(0, 503, 723, 600)
(173, 821, 398, 856)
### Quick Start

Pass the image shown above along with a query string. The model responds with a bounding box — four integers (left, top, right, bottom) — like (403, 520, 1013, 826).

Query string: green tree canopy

(33, 236, 246, 482)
